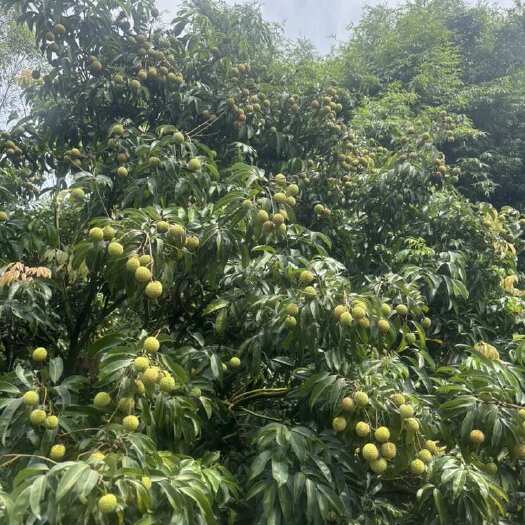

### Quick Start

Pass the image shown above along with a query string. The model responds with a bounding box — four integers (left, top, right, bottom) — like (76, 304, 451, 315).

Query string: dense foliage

(1, 0, 525, 523)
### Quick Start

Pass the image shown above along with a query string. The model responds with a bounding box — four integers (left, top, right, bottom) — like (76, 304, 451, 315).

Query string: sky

(157, 0, 517, 53)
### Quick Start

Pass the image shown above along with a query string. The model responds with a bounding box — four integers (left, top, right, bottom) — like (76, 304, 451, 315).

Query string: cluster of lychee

(309, 87, 343, 123)
(332, 391, 439, 475)
(333, 299, 431, 338)
(21, 347, 66, 460)
(226, 87, 271, 128)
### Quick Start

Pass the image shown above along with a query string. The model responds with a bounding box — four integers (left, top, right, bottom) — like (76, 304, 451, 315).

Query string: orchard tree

(1, 0, 525, 524)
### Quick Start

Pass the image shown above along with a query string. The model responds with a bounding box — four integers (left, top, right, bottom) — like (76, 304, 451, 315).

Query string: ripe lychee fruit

(469, 429, 485, 445)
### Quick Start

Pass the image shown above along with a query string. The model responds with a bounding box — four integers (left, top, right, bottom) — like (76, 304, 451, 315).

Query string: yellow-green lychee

(174, 132, 185, 144)
(126, 256, 140, 272)
(380, 303, 391, 316)
(354, 391, 369, 408)
(395, 304, 408, 316)
(32, 347, 48, 362)
(355, 421, 370, 437)
(333, 304, 348, 320)
(405, 418, 420, 432)
(332, 416, 347, 433)
(341, 397, 354, 412)
(135, 267, 152, 284)
(285, 316, 297, 328)
(391, 393, 406, 407)
(49, 444, 66, 460)
(381, 442, 397, 460)
(286, 303, 299, 316)
(107, 241, 123, 257)
(45, 415, 59, 429)
(117, 397, 135, 414)
(362, 443, 379, 461)
(424, 440, 439, 454)
(406, 332, 416, 345)
(410, 459, 426, 475)
(93, 391, 111, 408)
(30, 409, 46, 426)
(369, 458, 388, 474)
(89, 451, 105, 462)
(417, 449, 433, 464)
(123, 415, 139, 431)
(134, 356, 149, 371)
(339, 311, 353, 327)
(274, 192, 287, 204)
(142, 367, 160, 385)
(351, 306, 366, 320)
(303, 286, 317, 298)
(374, 426, 390, 443)
(399, 404, 414, 419)
(377, 319, 391, 334)
(187, 158, 202, 172)
(116, 166, 128, 177)
(71, 187, 85, 201)
(144, 336, 160, 353)
(159, 375, 176, 392)
(256, 210, 269, 224)
(145, 281, 163, 299)
(102, 225, 115, 241)
(139, 254, 152, 266)
(422, 317, 432, 329)
(229, 356, 241, 369)
(98, 494, 118, 514)
(22, 390, 39, 406)
(299, 270, 315, 284)
(89, 227, 104, 241)
(156, 220, 169, 233)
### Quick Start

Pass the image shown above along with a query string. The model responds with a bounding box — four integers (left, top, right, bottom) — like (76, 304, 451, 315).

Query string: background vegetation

(1, 0, 525, 523)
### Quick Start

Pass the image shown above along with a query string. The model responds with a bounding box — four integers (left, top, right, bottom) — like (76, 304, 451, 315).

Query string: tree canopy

(1, 0, 525, 524)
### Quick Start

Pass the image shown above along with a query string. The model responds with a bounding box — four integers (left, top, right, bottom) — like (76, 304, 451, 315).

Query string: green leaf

(29, 475, 47, 519)
(56, 463, 90, 502)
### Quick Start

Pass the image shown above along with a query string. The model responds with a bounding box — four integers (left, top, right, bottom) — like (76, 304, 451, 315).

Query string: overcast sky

(157, 0, 516, 53)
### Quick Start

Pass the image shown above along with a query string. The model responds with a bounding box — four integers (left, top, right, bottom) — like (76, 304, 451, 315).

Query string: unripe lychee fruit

(339, 311, 353, 327)
(229, 357, 241, 369)
(116, 166, 128, 177)
(22, 390, 39, 406)
(377, 319, 390, 334)
(187, 158, 201, 171)
(381, 442, 397, 460)
(380, 303, 391, 316)
(274, 192, 287, 204)
(123, 415, 139, 431)
(406, 333, 416, 345)
(354, 391, 369, 407)
(107, 242, 123, 257)
(144, 336, 160, 353)
(134, 356, 149, 371)
(395, 304, 408, 316)
(49, 444, 66, 460)
(410, 459, 426, 475)
(286, 196, 296, 207)
(421, 317, 432, 329)
(369, 458, 388, 474)
(142, 367, 159, 384)
(469, 429, 485, 445)
(285, 316, 297, 328)
(89, 451, 105, 462)
(424, 440, 439, 454)
(274, 173, 286, 185)
(514, 444, 525, 459)
(0, 211, 8, 221)
(341, 397, 354, 412)
(126, 257, 140, 272)
(399, 404, 414, 418)
(139, 254, 152, 266)
(185, 236, 200, 250)
(362, 443, 379, 461)
(333, 304, 348, 320)
(134, 379, 145, 395)
(391, 393, 405, 407)
(45, 415, 59, 429)
(299, 270, 314, 284)
(110, 124, 124, 136)
(32, 347, 48, 362)
(417, 449, 433, 464)
(286, 184, 299, 196)
(174, 132, 184, 144)
(303, 286, 317, 298)
(351, 306, 365, 320)
(30, 409, 46, 426)
(89, 227, 104, 241)
(484, 462, 498, 475)
(145, 281, 163, 299)
(374, 426, 390, 443)
(314, 204, 325, 215)
(159, 375, 176, 392)
(71, 187, 85, 200)
(286, 303, 299, 316)
(98, 494, 118, 514)
(256, 210, 269, 223)
(135, 267, 152, 283)
(168, 224, 186, 244)
(156, 220, 169, 233)
(405, 418, 420, 432)
(332, 416, 347, 432)
(355, 421, 370, 437)
(117, 398, 135, 414)
(100, 227, 115, 242)
(93, 391, 111, 408)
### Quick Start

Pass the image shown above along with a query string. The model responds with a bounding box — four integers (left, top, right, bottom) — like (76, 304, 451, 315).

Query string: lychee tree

(1, 0, 525, 524)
